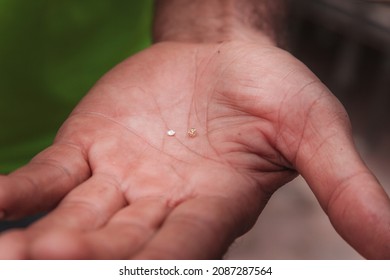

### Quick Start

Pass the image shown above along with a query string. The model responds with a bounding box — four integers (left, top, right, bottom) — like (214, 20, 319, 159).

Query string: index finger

(0, 142, 90, 220)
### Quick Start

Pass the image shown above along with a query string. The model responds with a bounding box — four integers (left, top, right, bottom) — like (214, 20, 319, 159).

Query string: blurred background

(1, 0, 389, 259)
(0, 0, 153, 173)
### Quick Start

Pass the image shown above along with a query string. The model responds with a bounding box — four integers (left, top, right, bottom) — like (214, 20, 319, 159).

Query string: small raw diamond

(167, 129, 176, 136)
(188, 128, 197, 137)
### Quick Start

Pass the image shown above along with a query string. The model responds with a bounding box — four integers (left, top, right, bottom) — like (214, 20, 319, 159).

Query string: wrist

(153, 0, 285, 45)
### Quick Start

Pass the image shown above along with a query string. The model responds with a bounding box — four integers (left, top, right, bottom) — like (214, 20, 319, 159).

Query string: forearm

(153, 0, 286, 45)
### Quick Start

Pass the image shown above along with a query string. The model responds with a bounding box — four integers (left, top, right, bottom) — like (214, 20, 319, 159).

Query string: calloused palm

(0, 41, 389, 259)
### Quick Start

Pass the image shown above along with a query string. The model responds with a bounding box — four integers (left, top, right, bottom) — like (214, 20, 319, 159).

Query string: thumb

(279, 86, 390, 259)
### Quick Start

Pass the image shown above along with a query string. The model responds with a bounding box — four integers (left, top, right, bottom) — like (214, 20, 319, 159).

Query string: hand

(0, 41, 389, 259)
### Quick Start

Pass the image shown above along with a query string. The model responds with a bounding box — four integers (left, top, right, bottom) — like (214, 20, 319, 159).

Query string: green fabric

(0, 0, 153, 173)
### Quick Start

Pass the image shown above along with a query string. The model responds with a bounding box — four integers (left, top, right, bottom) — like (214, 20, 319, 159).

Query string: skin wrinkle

(143, 85, 177, 151)
(225, 149, 294, 177)
(13, 164, 69, 196)
(91, 172, 126, 197)
(69, 111, 156, 151)
(143, 88, 176, 129)
(325, 170, 375, 215)
(170, 138, 217, 163)
(164, 163, 189, 190)
(102, 219, 163, 253)
(142, 86, 174, 133)
(203, 109, 243, 166)
(64, 112, 217, 195)
(113, 199, 170, 227)
(216, 67, 280, 117)
(207, 117, 295, 190)
(295, 96, 349, 172)
(77, 172, 124, 199)
(210, 48, 280, 115)
(300, 132, 339, 175)
(207, 85, 293, 172)
(59, 200, 112, 230)
(27, 160, 73, 184)
(276, 78, 322, 128)
(124, 163, 189, 204)
(94, 232, 146, 259)
(119, 134, 249, 205)
(202, 44, 232, 140)
(169, 212, 227, 241)
(204, 134, 234, 170)
(278, 83, 328, 167)
(87, 83, 173, 132)
(193, 45, 224, 127)
(167, 164, 195, 208)
(62, 198, 126, 232)
(190, 128, 256, 194)
(206, 107, 288, 176)
(162, 198, 243, 256)
(215, 45, 251, 82)
(211, 90, 262, 118)
(188, 47, 200, 129)
(52, 141, 90, 169)
(187, 44, 229, 134)
(188, 45, 216, 130)
(205, 43, 264, 111)
(21, 142, 89, 184)
(118, 228, 157, 258)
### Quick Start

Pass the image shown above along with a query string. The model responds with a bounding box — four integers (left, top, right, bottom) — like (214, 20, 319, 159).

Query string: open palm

(0, 41, 389, 259)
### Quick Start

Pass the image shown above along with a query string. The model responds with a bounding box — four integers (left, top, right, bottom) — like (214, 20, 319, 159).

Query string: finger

(0, 229, 29, 259)
(290, 96, 390, 259)
(0, 143, 90, 219)
(0, 173, 127, 259)
(30, 198, 171, 259)
(133, 196, 258, 259)
(27, 173, 127, 233)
